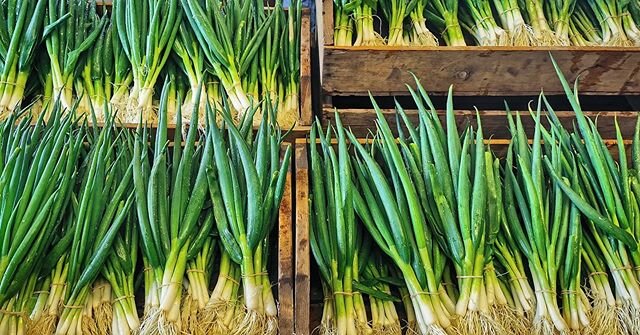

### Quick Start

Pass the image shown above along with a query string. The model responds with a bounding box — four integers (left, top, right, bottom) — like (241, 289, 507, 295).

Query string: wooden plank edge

(278, 143, 295, 335)
(294, 141, 311, 335)
(321, 108, 639, 139)
(323, 45, 640, 52)
(299, 9, 313, 126)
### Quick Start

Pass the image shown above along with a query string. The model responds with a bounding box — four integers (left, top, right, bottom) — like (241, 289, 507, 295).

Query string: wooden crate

(321, 108, 639, 140)
(277, 143, 295, 335)
(316, 0, 640, 98)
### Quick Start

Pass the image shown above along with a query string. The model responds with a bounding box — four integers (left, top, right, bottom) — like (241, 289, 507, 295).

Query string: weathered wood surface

(322, 47, 640, 96)
(322, 108, 639, 139)
(294, 142, 311, 335)
(278, 153, 294, 335)
(299, 9, 313, 126)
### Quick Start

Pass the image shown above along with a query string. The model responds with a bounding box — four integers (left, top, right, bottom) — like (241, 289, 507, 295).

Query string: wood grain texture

(322, 47, 640, 96)
(294, 141, 311, 335)
(278, 150, 294, 335)
(322, 108, 639, 140)
(299, 9, 313, 126)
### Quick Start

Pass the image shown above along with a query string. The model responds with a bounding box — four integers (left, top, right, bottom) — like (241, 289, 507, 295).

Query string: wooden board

(322, 108, 639, 140)
(298, 9, 313, 126)
(322, 47, 640, 96)
(294, 141, 311, 335)
(278, 151, 294, 335)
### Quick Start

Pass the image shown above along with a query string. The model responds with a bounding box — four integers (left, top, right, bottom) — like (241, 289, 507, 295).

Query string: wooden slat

(322, 47, 640, 96)
(294, 141, 311, 335)
(322, 108, 639, 140)
(299, 9, 313, 126)
(278, 151, 294, 335)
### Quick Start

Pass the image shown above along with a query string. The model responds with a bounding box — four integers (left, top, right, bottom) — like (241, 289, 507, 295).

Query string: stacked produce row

(304, 59, 640, 335)
(333, 0, 640, 46)
(0, 77, 291, 335)
(0, 0, 302, 127)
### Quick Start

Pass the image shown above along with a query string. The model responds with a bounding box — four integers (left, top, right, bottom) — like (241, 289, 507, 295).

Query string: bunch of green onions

(0, 0, 48, 120)
(1, 105, 83, 335)
(460, 0, 509, 45)
(45, 0, 106, 114)
(132, 80, 213, 335)
(181, 0, 273, 121)
(113, 0, 181, 123)
(54, 117, 135, 335)
(206, 100, 291, 335)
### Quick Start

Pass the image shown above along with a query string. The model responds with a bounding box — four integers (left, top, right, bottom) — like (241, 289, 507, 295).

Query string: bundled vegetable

(309, 116, 367, 334)
(461, 0, 509, 45)
(0, 105, 83, 335)
(0, 0, 48, 120)
(113, 0, 181, 122)
(181, 0, 273, 121)
(206, 101, 291, 335)
(132, 80, 213, 334)
(45, 0, 106, 113)
(54, 117, 135, 335)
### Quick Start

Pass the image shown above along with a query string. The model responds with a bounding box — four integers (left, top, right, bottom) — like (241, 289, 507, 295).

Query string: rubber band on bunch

(112, 295, 135, 304)
(0, 81, 25, 90)
(588, 271, 608, 277)
(220, 274, 240, 286)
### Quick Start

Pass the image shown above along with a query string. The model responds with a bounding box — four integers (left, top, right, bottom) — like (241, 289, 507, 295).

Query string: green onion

(181, 0, 274, 120)
(55, 116, 135, 335)
(45, 0, 106, 113)
(492, 0, 533, 45)
(114, 0, 181, 122)
(0, 106, 83, 335)
(521, 0, 558, 45)
(461, 0, 509, 45)
(207, 101, 291, 334)
(427, 0, 466, 46)
(0, 0, 48, 120)
(132, 79, 213, 334)
(408, 0, 438, 46)
(545, 0, 577, 45)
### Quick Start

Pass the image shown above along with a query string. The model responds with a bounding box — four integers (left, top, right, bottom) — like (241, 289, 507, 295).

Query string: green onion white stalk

(133, 80, 212, 334)
(0, 0, 47, 120)
(207, 102, 291, 335)
(521, 0, 559, 45)
(352, 0, 386, 46)
(103, 209, 140, 335)
(181, 0, 273, 121)
(380, 0, 418, 45)
(427, 0, 466, 45)
(461, 0, 509, 45)
(408, 0, 438, 46)
(275, 0, 302, 127)
(114, 0, 181, 123)
(334, 3, 354, 46)
(493, 0, 533, 45)
(586, 0, 634, 46)
(45, 0, 105, 113)
(545, 0, 576, 45)
(55, 118, 134, 335)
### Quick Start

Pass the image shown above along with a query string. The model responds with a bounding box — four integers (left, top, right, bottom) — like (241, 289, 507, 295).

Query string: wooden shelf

(317, 0, 640, 98)
(322, 46, 640, 96)
(321, 109, 639, 140)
